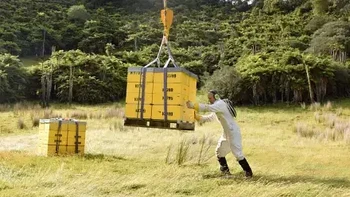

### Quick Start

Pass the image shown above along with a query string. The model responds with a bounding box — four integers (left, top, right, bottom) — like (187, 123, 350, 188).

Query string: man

(186, 90, 253, 178)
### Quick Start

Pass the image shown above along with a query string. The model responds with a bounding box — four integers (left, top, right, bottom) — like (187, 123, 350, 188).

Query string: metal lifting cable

(138, 0, 179, 124)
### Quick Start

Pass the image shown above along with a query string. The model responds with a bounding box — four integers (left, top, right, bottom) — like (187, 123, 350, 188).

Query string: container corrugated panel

(37, 119, 86, 156)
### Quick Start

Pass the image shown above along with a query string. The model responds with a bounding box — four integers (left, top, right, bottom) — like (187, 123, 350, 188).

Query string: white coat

(197, 99, 245, 161)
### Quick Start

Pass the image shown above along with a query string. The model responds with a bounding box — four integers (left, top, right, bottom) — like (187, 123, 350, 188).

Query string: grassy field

(0, 100, 350, 197)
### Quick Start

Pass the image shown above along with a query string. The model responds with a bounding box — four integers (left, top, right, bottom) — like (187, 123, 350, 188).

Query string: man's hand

(186, 101, 194, 109)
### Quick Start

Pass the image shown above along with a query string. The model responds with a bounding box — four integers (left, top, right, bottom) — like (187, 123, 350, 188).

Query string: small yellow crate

(37, 119, 86, 156)
(152, 93, 186, 105)
(151, 105, 186, 121)
(126, 82, 153, 94)
(152, 83, 187, 94)
(126, 92, 153, 104)
(125, 104, 152, 119)
(153, 68, 191, 84)
(127, 67, 154, 83)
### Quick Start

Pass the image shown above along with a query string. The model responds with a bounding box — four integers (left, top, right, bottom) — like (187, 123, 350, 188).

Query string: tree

(67, 5, 90, 22)
(312, 0, 328, 16)
(0, 54, 27, 103)
(307, 21, 350, 62)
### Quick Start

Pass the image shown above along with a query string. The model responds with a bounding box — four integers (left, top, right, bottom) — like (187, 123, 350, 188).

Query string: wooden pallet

(124, 118, 195, 131)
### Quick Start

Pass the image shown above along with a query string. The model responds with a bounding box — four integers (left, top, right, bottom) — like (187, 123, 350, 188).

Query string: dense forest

(1, 0, 350, 105)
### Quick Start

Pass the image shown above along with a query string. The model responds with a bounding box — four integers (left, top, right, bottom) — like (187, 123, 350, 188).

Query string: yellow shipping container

(37, 119, 86, 156)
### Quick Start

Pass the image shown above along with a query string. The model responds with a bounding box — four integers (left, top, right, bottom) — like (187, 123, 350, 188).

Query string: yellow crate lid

(153, 67, 198, 80)
(127, 67, 155, 72)
(39, 118, 87, 125)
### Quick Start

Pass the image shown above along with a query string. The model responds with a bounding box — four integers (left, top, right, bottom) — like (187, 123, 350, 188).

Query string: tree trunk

(41, 75, 46, 107)
(304, 63, 314, 103)
(42, 29, 46, 57)
(46, 76, 52, 107)
(252, 83, 259, 105)
(293, 89, 303, 103)
(272, 75, 277, 104)
(285, 80, 290, 103)
(134, 37, 138, 51)
(321, 77, 327, 102)
(69, 64, 73, 104)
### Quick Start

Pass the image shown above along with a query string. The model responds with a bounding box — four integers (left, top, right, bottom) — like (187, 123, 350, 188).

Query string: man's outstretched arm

(195, 111, 218, 125)
(187, 101, 222, 113)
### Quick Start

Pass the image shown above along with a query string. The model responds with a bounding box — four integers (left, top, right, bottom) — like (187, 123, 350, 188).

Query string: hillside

(0, 0, 350, 104)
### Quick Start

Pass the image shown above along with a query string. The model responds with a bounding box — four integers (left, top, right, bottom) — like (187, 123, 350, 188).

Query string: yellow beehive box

(37, 119, 86, 156)
(152, 94, 186, 106)
(153, 67, 192, 85)
(152, 83, 187, 94)
(151, 105, 195, 122)
(125, 104, 152, 119)
(124, 67, 198, 130)
(152, 67, 196, 106)
(127, 67, 154, 83)
(152, 83, 188, 105)
(126, 92, 153, 105)
(152, 105, 184, 121)
(126, 82, 153, 94)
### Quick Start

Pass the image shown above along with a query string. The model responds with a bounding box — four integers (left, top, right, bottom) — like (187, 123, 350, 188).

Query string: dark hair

(209, 90, 220, 100)
(209, 90, 218, 95)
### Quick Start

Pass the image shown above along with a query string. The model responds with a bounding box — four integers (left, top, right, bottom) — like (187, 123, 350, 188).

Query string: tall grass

(69, 110, 88, 119)
(104, 108, 124, 119)
(17, 118, 26, 130)
(293, 122, 320, 138)
(197, 134, 214, 165)
(296, 102, 350, 142)
(175, 139, 190, 165)
(31, 116, 40, 127)
(0, 104, 11, 112)
(109, 120, 127, 131)
(344, 128, 350, 144)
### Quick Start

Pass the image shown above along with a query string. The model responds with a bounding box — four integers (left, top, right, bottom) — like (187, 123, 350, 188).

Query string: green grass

(1, 100, 350, 196)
